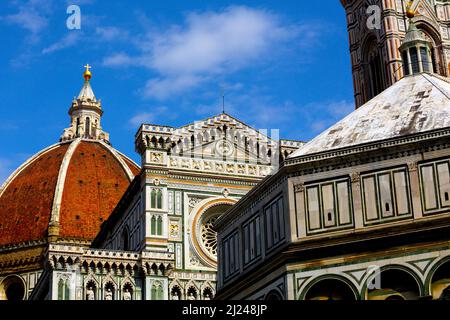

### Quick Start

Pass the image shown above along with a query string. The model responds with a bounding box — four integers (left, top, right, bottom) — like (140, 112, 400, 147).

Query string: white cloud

(95, 26, 129, 42)
(149, 7, 293, 75)
(192, 94, 354, 141)
(1, 0, 52, 43)
(143, 75, 206, 100)
(42, 32, 81, 54)
(128, 106, 168, 127)
(103, 52, 136, 67)
(300, 99, 354, 137)
(102, 6, 314, 99)
(129, 113, 156, 127)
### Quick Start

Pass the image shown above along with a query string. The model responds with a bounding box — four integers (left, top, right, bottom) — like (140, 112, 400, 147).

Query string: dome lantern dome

(399, 19, 434, 76)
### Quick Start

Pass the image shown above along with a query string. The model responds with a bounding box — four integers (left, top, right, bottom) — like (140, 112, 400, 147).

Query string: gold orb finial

(406, 8, 415, 18)
(83, 64, 92, 81)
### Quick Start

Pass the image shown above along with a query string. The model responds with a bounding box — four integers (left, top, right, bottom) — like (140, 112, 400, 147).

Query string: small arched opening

(367, 268, 421, 300)
(430, 259, 450, 300)
(265, 289, 284, 301)
(304, 278, 357, 301)
(0, 276, 26, 301)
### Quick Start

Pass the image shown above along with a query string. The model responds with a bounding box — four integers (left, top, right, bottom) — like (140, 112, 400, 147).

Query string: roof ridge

(98, 140, 136, 182)
(421, 73, 450, 101)
(0, 142, 66, 198)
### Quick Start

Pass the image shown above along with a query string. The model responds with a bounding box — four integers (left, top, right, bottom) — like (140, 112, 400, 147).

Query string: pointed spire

(78, 64, 96, 101)
(78, 81, 96, 101)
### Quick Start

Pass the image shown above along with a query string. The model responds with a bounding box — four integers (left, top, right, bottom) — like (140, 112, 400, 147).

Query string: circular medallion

(215, 140, 234, 157)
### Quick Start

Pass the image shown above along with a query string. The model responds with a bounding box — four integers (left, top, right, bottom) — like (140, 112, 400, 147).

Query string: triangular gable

(411, 0, 439, 22)
(173, 113, 276, 145)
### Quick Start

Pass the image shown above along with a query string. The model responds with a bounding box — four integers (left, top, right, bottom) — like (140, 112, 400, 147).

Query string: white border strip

(49, 139, 81, 224)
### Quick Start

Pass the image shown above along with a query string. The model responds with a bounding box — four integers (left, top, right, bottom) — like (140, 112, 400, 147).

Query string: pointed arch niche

(362, 35, 386, 101)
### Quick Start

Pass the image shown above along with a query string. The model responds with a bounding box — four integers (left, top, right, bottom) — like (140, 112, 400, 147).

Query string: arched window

(85, 117, 91, 138)
(151, 189, 163, 209)
(151, 216, 156, 235)
(76, 117, 80, 136)
(151, 281, 164, 300)
(363, 38, 386, 101)
(156, 190, 163, 209)
(58, 279, 70, 300)
(151, 189, 156, 208)
(157, 216, 163, 236)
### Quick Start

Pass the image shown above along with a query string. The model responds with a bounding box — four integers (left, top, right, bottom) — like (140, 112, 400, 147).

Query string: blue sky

(0, 0, 354, 182)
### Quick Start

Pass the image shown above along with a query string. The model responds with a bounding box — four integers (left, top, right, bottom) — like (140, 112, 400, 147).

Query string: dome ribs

(0, 144, 70, 246)
(59, 141, 132, 241)
(0, 140, 140, 248)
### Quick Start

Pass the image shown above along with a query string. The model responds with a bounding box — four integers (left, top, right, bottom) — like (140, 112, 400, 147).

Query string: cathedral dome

(0, 139, 140, 247)
(0, 66, 140, 248)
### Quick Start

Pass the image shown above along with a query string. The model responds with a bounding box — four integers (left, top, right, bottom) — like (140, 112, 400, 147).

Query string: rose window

(200, 216, 218, 256)
(191, 202, 234, 267)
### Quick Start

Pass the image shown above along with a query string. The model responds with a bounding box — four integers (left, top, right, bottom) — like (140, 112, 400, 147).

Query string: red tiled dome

(0, 139, 140, 247)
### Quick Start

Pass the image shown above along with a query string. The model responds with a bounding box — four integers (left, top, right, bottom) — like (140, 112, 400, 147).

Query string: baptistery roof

(289, 73, 450, 158)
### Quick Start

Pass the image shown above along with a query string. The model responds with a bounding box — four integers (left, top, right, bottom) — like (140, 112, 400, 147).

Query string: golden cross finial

(83, 64, 92, 81)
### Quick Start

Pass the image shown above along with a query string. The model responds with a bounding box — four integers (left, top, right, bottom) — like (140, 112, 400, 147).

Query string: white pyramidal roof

(289, 73, 450, 158)
(78, 81, 96, 101)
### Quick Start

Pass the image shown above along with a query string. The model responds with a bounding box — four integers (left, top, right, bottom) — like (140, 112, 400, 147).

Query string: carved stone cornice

(0, 245, 45, 275)
(285, 128, 450, 167)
